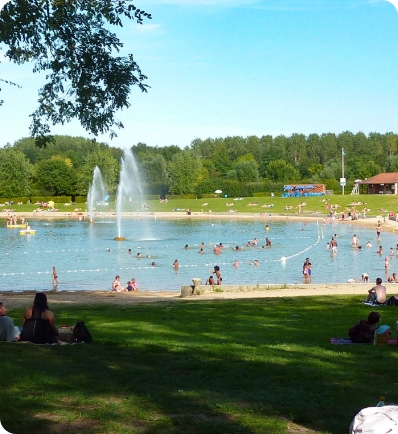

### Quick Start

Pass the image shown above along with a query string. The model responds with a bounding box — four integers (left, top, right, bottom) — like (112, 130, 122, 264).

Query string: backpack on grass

(386, 296, 398, 306)
(73, 321, 93, 343)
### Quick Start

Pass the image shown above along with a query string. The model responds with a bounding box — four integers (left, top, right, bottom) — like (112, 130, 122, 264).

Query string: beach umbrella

(306, 185, 315, 189)
(284, 185, 293, 190)
(104, 195, 109, 201)
(215, 190, 222, 194)
(296, 185, 305, 189)
(354, 180, 362, 183)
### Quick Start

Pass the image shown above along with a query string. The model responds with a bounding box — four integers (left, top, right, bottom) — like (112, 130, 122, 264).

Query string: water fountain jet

(114, 149, 146, 241)
(87, 167, 108, 223)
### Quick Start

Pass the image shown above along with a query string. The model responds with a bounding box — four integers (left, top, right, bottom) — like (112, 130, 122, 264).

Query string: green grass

(4, 194, 398, 218)
(2, 296, 397, 433)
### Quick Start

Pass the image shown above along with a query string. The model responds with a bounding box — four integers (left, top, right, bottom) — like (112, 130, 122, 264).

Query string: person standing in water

(213, 265, 222, 285)
(52, 266, 58, 287)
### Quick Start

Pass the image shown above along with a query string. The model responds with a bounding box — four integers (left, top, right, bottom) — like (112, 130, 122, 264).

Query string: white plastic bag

(349, 405, 398, 433)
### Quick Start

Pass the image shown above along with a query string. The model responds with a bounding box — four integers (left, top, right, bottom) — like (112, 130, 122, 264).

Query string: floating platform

(19, 230, 36, 235)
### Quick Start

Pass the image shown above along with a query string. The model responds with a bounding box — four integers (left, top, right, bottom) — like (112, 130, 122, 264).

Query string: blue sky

(1, 0, 398, 149)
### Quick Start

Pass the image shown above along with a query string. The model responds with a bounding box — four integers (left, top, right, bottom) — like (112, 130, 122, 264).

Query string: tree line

(0, 131, 397, 198)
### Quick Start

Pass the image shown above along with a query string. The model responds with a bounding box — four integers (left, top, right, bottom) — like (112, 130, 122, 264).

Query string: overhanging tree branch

(0, 0, 151, 146)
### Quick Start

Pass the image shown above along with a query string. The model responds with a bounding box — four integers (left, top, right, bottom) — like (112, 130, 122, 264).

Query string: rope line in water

(4, 237, 315, 256)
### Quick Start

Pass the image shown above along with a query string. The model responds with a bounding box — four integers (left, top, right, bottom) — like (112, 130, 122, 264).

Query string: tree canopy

(0, 0, 151, 146)
(1, 131, 398, 199)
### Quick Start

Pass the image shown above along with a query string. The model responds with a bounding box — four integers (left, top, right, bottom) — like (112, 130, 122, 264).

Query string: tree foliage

(167, 151, 205, 195)
(35, 156, 77, 195)
(75, 149, 119, 195)
(0, 0, 151, 146)
(0, 146, 33, 196)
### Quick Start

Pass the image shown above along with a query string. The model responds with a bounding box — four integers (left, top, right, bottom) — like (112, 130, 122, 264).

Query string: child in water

(52, 266, 58, 286)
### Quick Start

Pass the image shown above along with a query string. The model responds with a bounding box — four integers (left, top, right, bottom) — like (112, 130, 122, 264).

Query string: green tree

(75, 149, 119, 195)
(386, 155, 398, 172)
(0, 146, 33, 196)
(0, 0, 151, 145)
(386, 133, 397, 157)
(35, 156, 77, 195)
(168, 151, 204, 195)
(266, 159, 300, 182)
(139, 154, 168, 185)
(235, 160, 259, 183)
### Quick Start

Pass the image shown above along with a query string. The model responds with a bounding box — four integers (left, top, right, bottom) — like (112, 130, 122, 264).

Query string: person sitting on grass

(0, 301, 19, 342)
(348, 311, 380, 343)
(20, 293, 60, 344)
(366, 277, 386, 304)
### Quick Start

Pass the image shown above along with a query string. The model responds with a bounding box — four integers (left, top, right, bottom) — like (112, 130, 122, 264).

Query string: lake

(1, 216, 396, 292)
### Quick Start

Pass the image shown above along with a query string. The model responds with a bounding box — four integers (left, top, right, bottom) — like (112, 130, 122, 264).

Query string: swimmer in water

(233, 260, 239, 268)
(351, 235, 359, 247)
(52, 266, 58, 286)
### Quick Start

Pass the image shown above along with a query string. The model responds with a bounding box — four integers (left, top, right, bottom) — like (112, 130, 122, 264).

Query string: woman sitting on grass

(348, 311, 380, 343)
(20, 293, 60, 344)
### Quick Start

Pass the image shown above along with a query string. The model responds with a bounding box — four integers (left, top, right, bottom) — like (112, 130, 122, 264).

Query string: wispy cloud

(132, 23, 163, 34)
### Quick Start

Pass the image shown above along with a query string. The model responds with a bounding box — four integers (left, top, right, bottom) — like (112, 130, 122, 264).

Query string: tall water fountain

(114, 148, 145, 241)
(87, 166, 108, 223)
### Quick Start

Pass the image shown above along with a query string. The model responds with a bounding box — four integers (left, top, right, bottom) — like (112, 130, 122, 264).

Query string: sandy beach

(2, 209, 397, 233)
(1, 282, 394, 308)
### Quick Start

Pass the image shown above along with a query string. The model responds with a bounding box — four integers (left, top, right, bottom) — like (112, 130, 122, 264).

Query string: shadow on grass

(1, 295, 396, 434)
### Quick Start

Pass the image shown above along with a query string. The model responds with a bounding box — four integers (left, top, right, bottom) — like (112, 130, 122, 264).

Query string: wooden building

(359, 173, 398, 195)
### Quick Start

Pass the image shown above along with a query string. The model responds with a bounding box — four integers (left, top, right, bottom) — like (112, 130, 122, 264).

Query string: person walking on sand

(52, 266, 58, 286)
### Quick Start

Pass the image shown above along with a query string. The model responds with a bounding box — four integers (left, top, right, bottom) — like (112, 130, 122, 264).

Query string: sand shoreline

(2, 209, 398, 233)
(1, 283, 396, 308)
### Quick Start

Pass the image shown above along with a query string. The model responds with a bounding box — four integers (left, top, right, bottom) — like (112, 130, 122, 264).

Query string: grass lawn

(2, 295, 397, 434)
(3, 194, 398, 218)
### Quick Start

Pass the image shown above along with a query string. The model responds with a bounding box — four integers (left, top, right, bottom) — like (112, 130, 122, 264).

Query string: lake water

(1, 216, 397, 292)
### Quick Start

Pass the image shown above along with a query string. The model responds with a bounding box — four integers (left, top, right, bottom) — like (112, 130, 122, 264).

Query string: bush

(166, 194, 197, 200)
(0, 197, 30, 204)
(30, 196, 72, 204)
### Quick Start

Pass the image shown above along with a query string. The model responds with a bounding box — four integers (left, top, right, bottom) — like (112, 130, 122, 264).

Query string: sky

(1, 0, 398, 149)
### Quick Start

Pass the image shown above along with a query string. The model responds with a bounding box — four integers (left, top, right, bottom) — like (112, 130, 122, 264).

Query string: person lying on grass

(348, 311, 381, 343)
